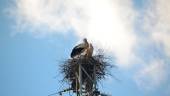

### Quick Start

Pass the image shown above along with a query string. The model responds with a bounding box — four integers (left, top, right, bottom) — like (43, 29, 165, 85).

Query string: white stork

(70, 38, 93, 58)
(85, 43, 93, 58)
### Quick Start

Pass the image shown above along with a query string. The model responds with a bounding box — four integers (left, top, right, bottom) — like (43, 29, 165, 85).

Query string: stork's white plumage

(70, 38, 89, 58)
(70, 38, 93, 58)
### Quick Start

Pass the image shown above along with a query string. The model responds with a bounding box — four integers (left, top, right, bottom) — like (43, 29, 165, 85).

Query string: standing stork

(86, 43, 93, 58)
(70, 38, 93, 58)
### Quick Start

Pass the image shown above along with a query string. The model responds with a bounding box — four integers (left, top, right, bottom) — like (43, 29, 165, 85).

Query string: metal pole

(93, 62, 97, 91)
(75, 73, 79, 96)
(79, 62, 82, 96)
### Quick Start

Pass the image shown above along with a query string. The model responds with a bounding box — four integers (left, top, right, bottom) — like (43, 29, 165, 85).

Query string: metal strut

(77, 58, 98, 96)
(79, 62, 82, 96)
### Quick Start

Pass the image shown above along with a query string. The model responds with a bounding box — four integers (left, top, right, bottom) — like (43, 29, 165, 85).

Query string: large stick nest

(60, 51, 113, 84)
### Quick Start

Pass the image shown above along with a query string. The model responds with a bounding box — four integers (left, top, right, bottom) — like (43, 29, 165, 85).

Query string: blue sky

(1, 0, 170, 96)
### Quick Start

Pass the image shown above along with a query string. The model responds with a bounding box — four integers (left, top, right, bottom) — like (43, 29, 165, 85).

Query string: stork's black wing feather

(71, 45, 85, 58)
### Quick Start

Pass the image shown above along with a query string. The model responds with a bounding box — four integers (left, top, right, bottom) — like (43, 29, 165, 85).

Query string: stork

(70, 38, 93, 58)
(86, 43, 93, 58)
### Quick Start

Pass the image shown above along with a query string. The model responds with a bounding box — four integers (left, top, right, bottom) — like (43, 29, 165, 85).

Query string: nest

(59, 51, 113, 94)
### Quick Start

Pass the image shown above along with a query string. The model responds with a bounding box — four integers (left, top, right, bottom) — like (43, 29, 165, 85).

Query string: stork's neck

(84, 40, 88, 44)
(83, 38, 88, 45)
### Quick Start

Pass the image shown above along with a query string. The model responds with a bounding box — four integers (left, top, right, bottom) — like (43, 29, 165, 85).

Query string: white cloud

(7, 0, 170, 92)
(9, 0, 137, 66)
(143, 0, 170, 57)
(132, 0, 170, 90)
(134, 60, 167, 90)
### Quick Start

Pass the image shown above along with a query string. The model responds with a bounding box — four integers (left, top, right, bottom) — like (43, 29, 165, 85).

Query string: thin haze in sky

(0, 0, 170, 96)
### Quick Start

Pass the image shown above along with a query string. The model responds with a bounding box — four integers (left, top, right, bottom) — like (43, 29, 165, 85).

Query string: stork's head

(83, 38, 88, 44)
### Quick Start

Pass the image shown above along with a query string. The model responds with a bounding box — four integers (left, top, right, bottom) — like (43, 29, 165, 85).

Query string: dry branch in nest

(59, 51, 113, 93)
